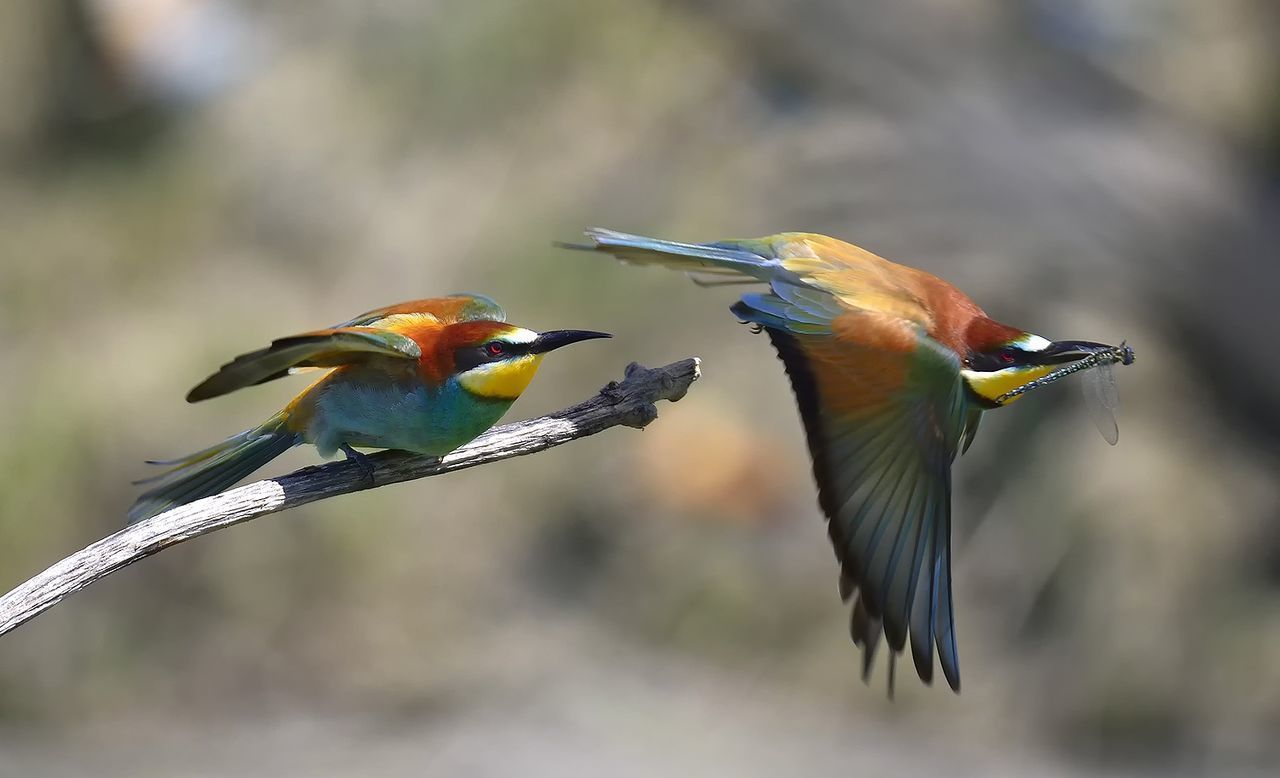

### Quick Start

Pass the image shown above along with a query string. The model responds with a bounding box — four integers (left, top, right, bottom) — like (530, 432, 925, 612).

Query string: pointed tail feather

(128, 415, 300, 524)
(558, 228, 778, 280)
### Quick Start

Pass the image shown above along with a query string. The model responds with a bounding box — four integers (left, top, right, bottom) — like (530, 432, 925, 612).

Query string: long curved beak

(1040, 340, 1135, 366)
(530, 330, 612, 354)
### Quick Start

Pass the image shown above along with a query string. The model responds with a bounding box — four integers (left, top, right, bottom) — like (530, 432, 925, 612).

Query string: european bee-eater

(129, 294, 609, 524)
(565, 228, 1134, 694)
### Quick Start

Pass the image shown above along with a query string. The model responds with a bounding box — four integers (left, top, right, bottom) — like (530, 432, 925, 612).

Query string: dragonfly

(996, 342, 1135, 444)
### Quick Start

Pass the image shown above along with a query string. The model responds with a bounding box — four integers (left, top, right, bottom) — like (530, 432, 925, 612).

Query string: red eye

(1001, 352, 1015, 364)
(485, 341, 505, 357)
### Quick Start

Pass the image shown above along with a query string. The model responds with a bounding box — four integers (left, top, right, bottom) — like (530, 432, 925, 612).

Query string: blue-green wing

(186, 327, 420, 402)
(734, 290, 972, 693)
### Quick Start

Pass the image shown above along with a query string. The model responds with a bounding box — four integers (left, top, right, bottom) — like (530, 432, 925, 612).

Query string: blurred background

(1, 0, 1278, 775)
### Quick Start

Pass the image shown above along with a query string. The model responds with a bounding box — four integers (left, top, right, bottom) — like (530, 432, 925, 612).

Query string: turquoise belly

(304, 374, 514, 457)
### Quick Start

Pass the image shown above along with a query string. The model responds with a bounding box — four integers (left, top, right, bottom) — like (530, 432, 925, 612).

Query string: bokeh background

(2, 0, 1278, 775)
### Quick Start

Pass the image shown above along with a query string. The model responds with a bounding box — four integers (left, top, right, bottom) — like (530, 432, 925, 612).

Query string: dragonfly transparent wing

(1082, 358, 1120, 445)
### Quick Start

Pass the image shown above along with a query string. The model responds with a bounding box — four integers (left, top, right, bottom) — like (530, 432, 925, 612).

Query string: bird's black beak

(530, 330, 612, 354)
(1040, 340, 1135, 366)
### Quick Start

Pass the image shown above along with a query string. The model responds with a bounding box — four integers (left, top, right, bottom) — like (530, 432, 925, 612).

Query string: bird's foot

(340, 444, 376, 487)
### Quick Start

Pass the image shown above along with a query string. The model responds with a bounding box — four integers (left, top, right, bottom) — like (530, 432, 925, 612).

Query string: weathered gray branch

(0, 358, 700, 638)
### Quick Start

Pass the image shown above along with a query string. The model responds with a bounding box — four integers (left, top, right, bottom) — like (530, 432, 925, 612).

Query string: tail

(128, 413, 300, 524)
(557, 227, 779, 282)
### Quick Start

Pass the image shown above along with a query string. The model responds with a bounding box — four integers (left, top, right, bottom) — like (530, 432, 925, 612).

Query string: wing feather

(933, 514, 961, 690)
(187, 327, 420, 402)
(880, 467, 928, 648)
(906, 482, 939, 682)
(760, 312, 971, 693)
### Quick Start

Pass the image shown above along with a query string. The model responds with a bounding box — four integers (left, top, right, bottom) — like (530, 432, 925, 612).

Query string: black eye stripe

(455, 340, 532, 371)
(500, 341, 532, 356)
(968, 352, 1008, 372)
(968, 344, 1083, 372)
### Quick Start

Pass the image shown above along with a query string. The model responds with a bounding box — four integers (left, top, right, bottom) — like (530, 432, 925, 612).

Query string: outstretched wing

(186, 327, 421, 402)
(734, 290, 973, 693)
(187, 294, 508, 402)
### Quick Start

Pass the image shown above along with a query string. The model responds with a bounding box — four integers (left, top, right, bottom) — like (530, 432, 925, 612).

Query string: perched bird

(129, 294, 609, 524)
(565, 228, 1133, 694)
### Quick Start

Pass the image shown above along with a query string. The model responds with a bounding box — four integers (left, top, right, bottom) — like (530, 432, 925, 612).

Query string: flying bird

(564, 228, 1133, 694)
(129, 294, 609, 523)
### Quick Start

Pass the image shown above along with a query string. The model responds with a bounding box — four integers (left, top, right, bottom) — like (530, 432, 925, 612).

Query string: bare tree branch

(0, 358, 701, 639)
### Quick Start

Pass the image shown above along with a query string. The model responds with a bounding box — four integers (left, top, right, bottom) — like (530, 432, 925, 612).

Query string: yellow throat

(457, 354, 545, 400)
(961, 363, 1059, 406)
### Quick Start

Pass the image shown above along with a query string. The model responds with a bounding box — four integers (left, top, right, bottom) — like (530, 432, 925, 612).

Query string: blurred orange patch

(632, 405, 801, 525)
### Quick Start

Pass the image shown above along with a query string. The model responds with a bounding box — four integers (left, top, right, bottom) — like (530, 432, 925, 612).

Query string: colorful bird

(564, 228, 1134, 694)
(129, 294, 609, 524)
